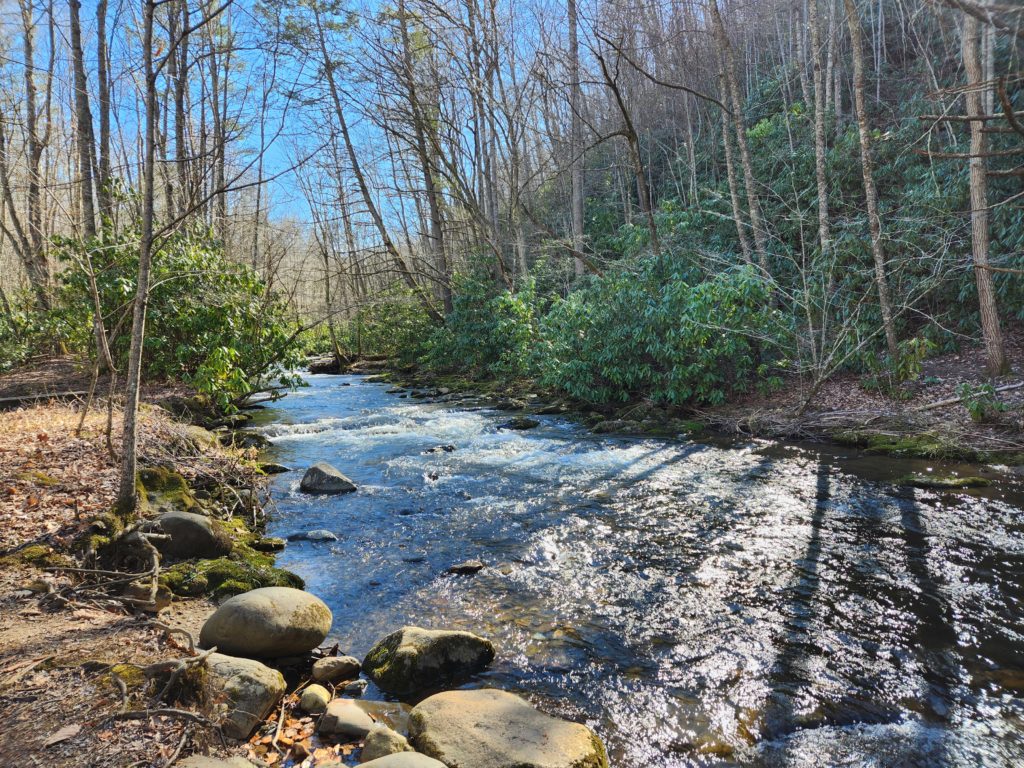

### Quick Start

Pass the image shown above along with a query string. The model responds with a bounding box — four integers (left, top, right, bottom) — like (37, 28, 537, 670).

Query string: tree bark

(844, 0, 898, 357)
(961, 10, 1008, 376)
(69, 0, 97, 240)
(568, 0, 585, 276)
(808, 0, 832, 257)
(117, 0, 159, 515)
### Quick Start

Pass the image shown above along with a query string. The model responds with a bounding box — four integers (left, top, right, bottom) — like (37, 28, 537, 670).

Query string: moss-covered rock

(138, 467, 197, 512)
(363, 626, 495, 696)
(899, 474, 991, 490)
(160, 552, 303, 600)
(831, 430, 977, 460)
(16, 470, 59, 486)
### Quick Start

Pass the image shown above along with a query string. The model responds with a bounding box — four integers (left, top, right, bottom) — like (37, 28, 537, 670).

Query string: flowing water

(257, 374, 1024, 767)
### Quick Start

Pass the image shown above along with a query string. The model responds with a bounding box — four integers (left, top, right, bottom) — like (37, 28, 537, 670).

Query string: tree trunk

(69, 0, 97, 240)
(961, 11, 1007, 376)
(718, 68, 753, 263)
(117, 0, 158, 515)
(568, 0, 585, 276)
(96, 0, 112, 219)
(808, 0, 832, 256)
(710, 0, 769, 272)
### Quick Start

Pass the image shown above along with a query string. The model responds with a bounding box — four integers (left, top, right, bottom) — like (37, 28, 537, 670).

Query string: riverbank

(362, 335, 1024, 466)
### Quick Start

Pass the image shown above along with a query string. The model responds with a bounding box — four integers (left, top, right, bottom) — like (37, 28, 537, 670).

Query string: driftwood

(912, 381, 1024, 412)
(0, 390, 91, 409)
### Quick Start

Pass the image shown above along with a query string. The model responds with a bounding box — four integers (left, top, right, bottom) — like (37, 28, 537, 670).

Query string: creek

(257, 373, 1024, 767)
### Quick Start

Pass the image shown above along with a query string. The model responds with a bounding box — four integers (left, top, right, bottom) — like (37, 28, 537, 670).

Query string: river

(256, 373, 1024, 767)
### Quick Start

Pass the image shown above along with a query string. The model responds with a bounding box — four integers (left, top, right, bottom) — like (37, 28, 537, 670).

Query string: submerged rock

(900, 473, 990, 490)
(319, 698, 375, 738)
(362, 626, 495, 696)
(498, 416, 540, 431)
(288, 529, 339, 542)
(409, 688, 609, 768)
(205, 652, 286, 739)
(199, 586, 332, 658)
(152, 510, 233, 561)
(259, 462, 291, 475)
(300, 462, 357, 494)
(361, 724, 414, 762)
(446, 559, 485, 575)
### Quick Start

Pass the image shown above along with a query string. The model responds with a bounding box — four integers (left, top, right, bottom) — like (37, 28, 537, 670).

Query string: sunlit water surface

(258, 374, 1024, 767)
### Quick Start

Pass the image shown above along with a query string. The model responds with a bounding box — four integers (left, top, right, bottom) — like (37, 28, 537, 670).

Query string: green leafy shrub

(51, 227, 303, 409)
(956, 382, 1007, 423)
(537, 258, 789, 405)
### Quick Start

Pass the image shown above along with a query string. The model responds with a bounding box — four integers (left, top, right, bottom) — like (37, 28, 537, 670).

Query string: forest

(1, 1, 1024, 767)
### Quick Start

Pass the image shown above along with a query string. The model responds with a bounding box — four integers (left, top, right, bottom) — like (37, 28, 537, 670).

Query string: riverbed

(257, 373, 1024, 767)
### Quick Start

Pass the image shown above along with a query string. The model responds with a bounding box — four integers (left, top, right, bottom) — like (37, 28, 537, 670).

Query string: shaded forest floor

(0, 381, 261, 767)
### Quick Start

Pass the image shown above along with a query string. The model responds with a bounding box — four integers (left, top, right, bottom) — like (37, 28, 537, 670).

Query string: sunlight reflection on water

(260, 374, 1024, 767)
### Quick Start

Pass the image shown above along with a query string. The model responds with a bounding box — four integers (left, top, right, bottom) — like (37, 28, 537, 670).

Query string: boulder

(205, 653, 286, 739)
(409, 689, 608, 768)
(300, 683, 332, 713)
(498, 416, 539, 431)
(354, 700, 412, 732)
(177, 757, 258, 768)
(199, 587, 332, 658)
(319, 698, 375, 739)
(312, 655, 361, 684)
(360, 755, 448, 768)
(362, 626, 495, 696)
(287, 529, 338, 542)
(153, 510, 233, 560)
(300, 462, 357, 494)
(446, 560, 484, 575)
(360, 724, 414, 762)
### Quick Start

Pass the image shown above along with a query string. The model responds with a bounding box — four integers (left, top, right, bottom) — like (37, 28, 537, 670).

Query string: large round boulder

(409, 689, 608, 768)
(362, 626, 495, 697)
(300, 462, 357, 494)
(154, 510, 233, 560)
(204, 652, 286, 740)
(360, 754, 448, 768)
(199, 586, 332, 658)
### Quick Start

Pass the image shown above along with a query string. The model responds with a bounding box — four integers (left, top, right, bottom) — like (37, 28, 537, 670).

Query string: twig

(162, 725, 191, 768)
(149, 621, 196, 652)
(150, 646, 217, 706)
(108, 708, 213, 725)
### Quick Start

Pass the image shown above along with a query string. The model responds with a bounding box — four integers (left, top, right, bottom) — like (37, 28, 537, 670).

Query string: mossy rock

(74, 510, 127, 556)
(138, 467, 197, 512)
(831, 430, 978, 461)
(159, 553, 303, 600)
(899, 474, 991, 490)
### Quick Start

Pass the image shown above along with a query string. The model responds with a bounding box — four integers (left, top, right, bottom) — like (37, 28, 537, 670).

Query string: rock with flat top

(312, 655, 361, 684)
(319, 698, 375, 739)
(199, 586, 332, 658)
(362, 626, 494, 696)
(446, 560, 484, 575)
(300, 462, 357, 494)
(205, 653, 286, 739)
(409, 688, 608, 768)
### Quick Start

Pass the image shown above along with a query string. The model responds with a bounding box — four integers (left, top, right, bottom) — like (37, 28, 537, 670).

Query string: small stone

(312, 655, 361, 684)
(319, 698, 375, 739)
(447, 559, 485, 575)
(300, 462, 357, 494)
(259, 462, 291, 474)
(343, 678, 369, 696)
(300, 684, 331, 713)
(361, 724, 413, 762)
(498, 416, 540, 431)
(251, 537, 286, 552)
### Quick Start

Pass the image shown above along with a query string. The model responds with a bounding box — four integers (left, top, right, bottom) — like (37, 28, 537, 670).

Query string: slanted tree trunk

(961, 11, 1007, 376)
(844, 0, 898, 357)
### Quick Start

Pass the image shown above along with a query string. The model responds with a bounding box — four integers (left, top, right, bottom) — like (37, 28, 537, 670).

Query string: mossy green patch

(159, 552, 303, 600)
(4, 544, 74, 569)
(138, 467, 196, 511)
(107, 663, 147, 690)
(899, 474, 991, 490)
(16, 470, 59, 486)
(831, 430, 978, 461)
